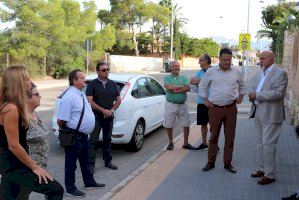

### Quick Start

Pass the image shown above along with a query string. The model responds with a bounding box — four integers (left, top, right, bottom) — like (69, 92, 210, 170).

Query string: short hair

(219, 48, 232, 57)
(69, 69, 83, 86)
(202, 54, 211, 64)
(26, 82, 37, 98)
(96, 62, 108, 71)
(171, 60, 179, 67)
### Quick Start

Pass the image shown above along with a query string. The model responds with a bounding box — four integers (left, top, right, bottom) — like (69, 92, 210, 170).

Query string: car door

(146, 77, 166, 126)
(132, 78, 155, 131)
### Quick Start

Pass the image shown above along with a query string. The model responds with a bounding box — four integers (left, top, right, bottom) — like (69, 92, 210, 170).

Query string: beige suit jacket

(248, 65, 288, 124)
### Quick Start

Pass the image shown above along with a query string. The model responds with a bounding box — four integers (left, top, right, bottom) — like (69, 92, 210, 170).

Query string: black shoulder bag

(59, 97, 85, 147)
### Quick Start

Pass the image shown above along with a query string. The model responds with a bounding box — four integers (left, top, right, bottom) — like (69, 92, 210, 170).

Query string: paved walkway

(107, 102, 299, 200)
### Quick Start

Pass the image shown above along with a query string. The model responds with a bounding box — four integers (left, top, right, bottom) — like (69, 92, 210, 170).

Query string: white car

(53, 73, 166, 151)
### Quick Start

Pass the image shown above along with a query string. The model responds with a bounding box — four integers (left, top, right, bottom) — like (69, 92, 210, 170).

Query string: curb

(100, 121, 197, 200)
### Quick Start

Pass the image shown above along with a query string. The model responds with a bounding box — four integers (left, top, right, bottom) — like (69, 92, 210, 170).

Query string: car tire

(128, 120, 145, 152)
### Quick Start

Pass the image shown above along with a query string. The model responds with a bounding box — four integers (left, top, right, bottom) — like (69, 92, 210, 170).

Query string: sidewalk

(104, 104, 299, 200)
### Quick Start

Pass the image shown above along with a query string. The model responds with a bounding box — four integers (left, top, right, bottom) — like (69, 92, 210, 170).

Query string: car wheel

(129, 120, 145, 152)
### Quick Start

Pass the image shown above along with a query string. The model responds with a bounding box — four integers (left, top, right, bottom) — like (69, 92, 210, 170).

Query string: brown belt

(213, 103, 236, 108)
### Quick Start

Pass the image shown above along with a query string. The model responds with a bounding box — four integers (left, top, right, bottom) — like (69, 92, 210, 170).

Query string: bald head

(171, 60, 180, 76)
(259, 50, 275, 68)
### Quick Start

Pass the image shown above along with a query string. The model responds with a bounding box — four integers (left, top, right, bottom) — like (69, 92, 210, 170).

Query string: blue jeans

(64, 132, 95, 192)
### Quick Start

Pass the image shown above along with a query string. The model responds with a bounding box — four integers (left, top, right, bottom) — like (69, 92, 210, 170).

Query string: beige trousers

(254, 115, 282, 179)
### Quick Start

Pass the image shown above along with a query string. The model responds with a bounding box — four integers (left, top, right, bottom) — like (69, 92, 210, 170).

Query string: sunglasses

(31, 93, 40, 97)
(199, 59, 206, 62)
(99, 68, 109, 72)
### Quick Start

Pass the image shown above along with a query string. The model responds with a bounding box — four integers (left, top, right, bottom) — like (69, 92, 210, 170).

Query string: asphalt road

(30, 66, 260, 199)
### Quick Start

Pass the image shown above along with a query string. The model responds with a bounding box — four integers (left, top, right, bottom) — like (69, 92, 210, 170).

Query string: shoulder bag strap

(75, 95, 85, 132)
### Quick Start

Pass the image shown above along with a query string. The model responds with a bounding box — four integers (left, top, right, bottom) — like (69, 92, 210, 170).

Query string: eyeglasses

(99, 68, 109, 72)
(31, 93, 40, 97)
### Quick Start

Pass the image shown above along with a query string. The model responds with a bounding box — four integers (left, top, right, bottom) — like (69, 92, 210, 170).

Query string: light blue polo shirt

(195, 69, 207, 104)
(57, 86, 95, 134)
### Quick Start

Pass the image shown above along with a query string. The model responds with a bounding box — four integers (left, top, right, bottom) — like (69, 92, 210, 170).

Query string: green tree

(0, 0, 98, 78)
(91, 24, 116, 65)
(258, 1, 298, 62)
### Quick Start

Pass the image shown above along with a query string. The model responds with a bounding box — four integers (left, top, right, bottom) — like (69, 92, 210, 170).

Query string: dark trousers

(89, 117, 113, 166)
(64, 133, 96, 192)
(208, 104, 237, 164)
(0, 167, 63, 200)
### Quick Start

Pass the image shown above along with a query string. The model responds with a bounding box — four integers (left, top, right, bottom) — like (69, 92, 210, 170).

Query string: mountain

(211, 36, 272, 51)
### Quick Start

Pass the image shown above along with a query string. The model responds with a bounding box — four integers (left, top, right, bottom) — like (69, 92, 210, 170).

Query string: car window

(131, 78, 153, 98)
(147, 78, 165, 95)
(131, 84, 139, 98)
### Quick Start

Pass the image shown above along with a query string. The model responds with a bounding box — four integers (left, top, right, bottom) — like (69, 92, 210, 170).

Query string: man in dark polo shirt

(86, 62, 121, 172)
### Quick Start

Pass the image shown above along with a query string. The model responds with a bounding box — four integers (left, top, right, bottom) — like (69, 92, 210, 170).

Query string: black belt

(213, 103, 236, 108)
(167, 100, 185, 105)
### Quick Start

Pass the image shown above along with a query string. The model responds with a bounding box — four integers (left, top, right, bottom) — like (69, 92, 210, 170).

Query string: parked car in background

(53, 73, 166, 151)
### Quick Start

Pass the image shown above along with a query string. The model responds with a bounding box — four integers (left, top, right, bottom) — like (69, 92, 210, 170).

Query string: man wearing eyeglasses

(190, 54, 212, 151)
(86, 62, 121, 172)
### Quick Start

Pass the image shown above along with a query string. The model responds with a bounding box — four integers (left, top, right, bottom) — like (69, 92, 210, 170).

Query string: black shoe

(182, 143, 195, 150)
(224, 164, 237, 174)
(66, 189, 86, 198)
(282, 193, 299, 200)
(195, 143, 208, 151)
(105, 162, 118, 170)
(202, 162, 215, 171)
(167, 143, 174, 150)
(85, 182, 105, 190)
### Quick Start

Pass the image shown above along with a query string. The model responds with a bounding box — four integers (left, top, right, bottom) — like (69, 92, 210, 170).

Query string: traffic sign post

(238, 33, 251, 51)
(239, 33, 251, 81)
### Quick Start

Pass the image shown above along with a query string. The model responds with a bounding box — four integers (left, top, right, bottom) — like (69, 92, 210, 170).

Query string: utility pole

(85, 39, 92, 75)
(243, 0, 251, 82)
(6, 53, 9, 68)
(170, 4, 174, 60)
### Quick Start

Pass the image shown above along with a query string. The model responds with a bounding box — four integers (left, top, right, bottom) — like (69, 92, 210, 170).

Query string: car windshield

(83, 81, 125, 93)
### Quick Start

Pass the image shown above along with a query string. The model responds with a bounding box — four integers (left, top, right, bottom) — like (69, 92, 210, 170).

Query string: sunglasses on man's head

(99, 68, 109, 72)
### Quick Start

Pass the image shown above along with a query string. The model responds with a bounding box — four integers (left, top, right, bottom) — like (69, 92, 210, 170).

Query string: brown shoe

(202, 162, 215, 172)
(251, 170, 265, 178)
(257, 176, 275, 185)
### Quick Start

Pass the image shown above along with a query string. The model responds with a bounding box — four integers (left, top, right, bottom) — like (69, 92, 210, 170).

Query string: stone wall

(282, 31, 299, 125)
(109, 55, 164, 72)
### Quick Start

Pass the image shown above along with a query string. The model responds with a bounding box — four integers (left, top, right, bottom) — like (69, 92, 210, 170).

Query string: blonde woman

(0, 66, 63, 200)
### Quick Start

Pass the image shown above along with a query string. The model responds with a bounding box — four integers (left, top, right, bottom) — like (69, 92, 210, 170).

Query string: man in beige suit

(248, 50, 288, 185)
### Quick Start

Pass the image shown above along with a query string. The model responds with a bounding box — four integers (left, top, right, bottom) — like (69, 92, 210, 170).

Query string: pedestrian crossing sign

(238, 33, 251, 51)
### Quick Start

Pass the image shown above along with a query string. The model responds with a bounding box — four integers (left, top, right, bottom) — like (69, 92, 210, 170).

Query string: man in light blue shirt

(57, 70, 105, 198)
(190, 54, 211, 151)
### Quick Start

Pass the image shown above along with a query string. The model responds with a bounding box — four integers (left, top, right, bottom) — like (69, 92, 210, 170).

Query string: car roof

(85, 73, 150, 82)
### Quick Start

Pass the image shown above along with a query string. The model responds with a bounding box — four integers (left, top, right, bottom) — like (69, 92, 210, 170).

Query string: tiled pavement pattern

(148, 111, 299, 200)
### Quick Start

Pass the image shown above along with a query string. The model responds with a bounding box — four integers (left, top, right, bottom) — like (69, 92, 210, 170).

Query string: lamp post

(218, 16, 224, 56)
(242, 0, 251, 82)
(170, 4, 174, 60)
